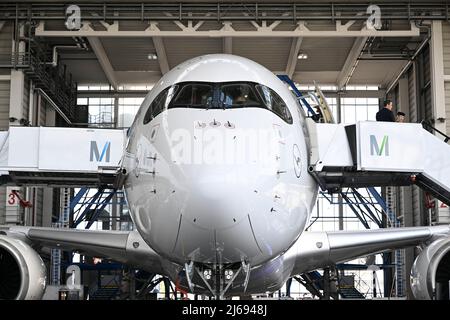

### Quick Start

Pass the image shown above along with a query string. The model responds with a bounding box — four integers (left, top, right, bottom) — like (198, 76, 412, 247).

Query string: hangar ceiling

(3, 1, 436, 89)
(48, 19, 424, 88)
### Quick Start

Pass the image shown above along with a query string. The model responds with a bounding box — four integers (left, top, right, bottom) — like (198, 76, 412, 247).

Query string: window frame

(143, 87, 171, 125)
(165, 81, 293, 124)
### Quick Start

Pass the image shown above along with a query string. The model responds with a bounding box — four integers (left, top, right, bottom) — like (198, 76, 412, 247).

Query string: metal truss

(34, 21, 421, 38)
(1, 2, 450, 22)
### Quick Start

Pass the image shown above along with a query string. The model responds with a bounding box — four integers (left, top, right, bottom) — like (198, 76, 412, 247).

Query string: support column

(323, 267, 330, 300)
(42, 188, 54, 227)
(111, 191, 117, 231)
(45, 99, 56, 126)
(398, 78, 410, 122)
(338, 194, 344, 231)
(9, 23, 26, 124)
(403, 186, 415, 299)
(336, 93, 342, 124)
(114, 96, 119, 128)
(42, 97, 55, 227)
(396, 77, 411, 298)
(6, 23, 26, 225)
(9, 70, 25, 123)
(430, 21, 446, 133)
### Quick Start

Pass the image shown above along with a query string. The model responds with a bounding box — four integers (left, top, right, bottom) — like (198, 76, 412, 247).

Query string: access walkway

(0, 127, 126, 188)
(308, 121, 450, 205)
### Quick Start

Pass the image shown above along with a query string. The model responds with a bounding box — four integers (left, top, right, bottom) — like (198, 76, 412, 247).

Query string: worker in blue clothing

(376, 99, 395, 122)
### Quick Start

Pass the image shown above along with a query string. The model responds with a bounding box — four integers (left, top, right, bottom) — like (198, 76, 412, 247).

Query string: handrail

(421, 120, 450, 143)
(277, 74, 317, 117)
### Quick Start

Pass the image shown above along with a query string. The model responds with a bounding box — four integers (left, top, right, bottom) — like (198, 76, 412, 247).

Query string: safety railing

(421, 120, 450, 143)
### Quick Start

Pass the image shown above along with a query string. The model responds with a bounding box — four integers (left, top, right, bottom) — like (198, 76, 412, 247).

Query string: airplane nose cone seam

(247, 215, 264, 254)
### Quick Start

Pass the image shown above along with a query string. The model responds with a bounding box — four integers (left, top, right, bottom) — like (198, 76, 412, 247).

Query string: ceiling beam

(337, 36, 368, 89)
(35, 21, 420, 38)
(87, 36, 118, 89)
(285, 37, 303, 78)
(147, 23, 170, 75)
(152, 37, 169, 74)
(221, 22, 233, 54)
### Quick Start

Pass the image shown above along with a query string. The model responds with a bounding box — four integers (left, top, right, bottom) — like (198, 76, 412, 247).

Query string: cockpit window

(171, 84, 214, 108)
(142, 81, 293, 124)
(219, 83, 261, 108)
(143, 86, 177, 125)
(255, 85, 293, 124)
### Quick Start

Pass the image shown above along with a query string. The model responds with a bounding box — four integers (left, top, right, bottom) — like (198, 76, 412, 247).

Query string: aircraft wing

(0, 225, 164, 274)
(286, 225, 450, 275)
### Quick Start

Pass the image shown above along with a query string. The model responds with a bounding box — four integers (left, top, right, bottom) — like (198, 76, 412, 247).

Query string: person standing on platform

(396, 111, 406, 122)
(376, 99, 395, 122)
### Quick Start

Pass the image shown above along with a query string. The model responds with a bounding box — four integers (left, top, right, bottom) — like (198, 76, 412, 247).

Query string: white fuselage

(123, 54, 318, 294)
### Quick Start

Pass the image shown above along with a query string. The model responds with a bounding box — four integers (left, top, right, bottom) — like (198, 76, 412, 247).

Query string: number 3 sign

(6, 187, 20, 207)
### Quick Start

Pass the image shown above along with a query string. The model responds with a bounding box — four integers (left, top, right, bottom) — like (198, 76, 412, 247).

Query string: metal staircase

(279, 75, 400, 299)
(339, 286, 365, 299)
(0, 40, 78, 121)
(50, 188, 71, 285)
(70, 188, 125, 229)
(294, 271, 324, 299)
(89, 286, 120, 300)
(50, 244, 62, 285)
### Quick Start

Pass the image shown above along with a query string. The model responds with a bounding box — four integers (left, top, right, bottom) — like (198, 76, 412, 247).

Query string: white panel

(357, 121, 425, 172)
(38, 128, 125, 171)
(436, 201, 450, 224)
(7, 127, 40, 168)
(0, 131, 8, 166)
(421, 130, 450, 190)
(308, 122, 353, 170)
(9, 70, 25, 120)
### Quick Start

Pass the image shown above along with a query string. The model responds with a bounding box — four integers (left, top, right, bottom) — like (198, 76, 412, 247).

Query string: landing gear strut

(184, 259, 251, 300)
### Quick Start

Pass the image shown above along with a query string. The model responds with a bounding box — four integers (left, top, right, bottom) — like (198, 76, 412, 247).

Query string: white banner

(38, 127, 125, 171)
(4, 127, 126, 172)
(357, 121, 425, 172)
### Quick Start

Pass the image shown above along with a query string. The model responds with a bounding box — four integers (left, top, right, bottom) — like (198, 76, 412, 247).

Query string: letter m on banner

(370, 135, 389, 156)
(90, 141, 111, 162)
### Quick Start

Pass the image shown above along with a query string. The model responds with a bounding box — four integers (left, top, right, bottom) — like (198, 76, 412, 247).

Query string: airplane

(1, 54, 450, 300)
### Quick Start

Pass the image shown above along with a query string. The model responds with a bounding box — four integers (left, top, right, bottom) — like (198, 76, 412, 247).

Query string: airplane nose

(185, 170, 250, 229)
(169, 166, 266, 264)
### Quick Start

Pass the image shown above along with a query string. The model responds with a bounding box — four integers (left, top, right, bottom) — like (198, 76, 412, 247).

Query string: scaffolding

(0, 41, 78, 122)
(1, 2, 450, 22)
(50, 188, 71, 285)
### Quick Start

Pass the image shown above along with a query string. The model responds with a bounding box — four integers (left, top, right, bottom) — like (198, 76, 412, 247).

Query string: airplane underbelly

(140, 173, 310, 266)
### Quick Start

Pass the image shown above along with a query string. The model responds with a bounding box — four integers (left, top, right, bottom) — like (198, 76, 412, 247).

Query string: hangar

(1, 1, 450, 300)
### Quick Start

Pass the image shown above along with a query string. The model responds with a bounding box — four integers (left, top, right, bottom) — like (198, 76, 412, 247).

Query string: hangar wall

(0, 21, 48, 226)
(444, 22, 450, 135)
(384, 20, 450, 298)
(0, 22, 12, 224)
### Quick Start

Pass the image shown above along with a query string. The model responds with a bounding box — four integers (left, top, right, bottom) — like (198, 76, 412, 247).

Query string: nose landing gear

(184, 258, 251, 299)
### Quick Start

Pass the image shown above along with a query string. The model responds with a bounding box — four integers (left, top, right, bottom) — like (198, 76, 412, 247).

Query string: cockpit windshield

(143, 81, 293, 124)
(218, 83, 262, 108)
(170, 83, 214, 108)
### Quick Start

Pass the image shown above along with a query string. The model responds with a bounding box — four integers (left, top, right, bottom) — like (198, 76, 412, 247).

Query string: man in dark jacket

(376, 100, 395, 122)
